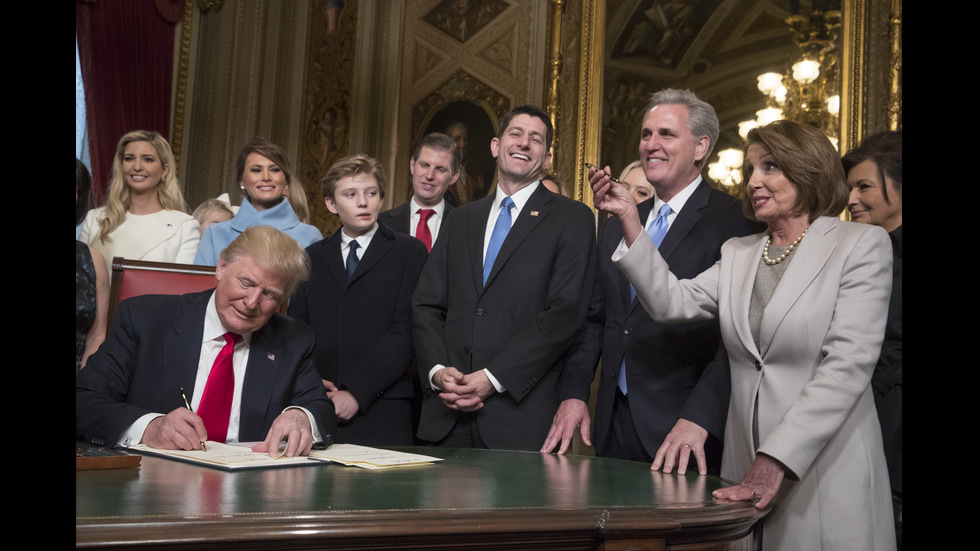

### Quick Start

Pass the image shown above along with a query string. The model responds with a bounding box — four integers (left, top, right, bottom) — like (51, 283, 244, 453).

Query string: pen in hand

(180, 387, 206, 452)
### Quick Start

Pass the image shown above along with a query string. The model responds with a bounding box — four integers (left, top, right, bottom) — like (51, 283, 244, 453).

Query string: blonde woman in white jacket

(79, 130, 199, 273)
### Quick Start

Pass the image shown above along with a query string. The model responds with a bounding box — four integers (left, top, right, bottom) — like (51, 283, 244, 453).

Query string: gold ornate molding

(170, 0, 192, 170)
(546, 0, 564, 161)
(839, 0, 864, 155)
(888, 0, 902, 130)
(196, 0, 223, 12)
(574, 0, 604, 208)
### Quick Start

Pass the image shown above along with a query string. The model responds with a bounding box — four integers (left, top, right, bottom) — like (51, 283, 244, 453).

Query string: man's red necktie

(197, 332, 241, 443)
(416, 209, 435, 252)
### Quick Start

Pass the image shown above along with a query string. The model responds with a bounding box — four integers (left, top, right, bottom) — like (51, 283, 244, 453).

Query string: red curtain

(76, 0, 182, 205)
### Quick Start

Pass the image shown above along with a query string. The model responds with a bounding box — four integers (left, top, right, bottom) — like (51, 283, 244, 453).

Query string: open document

(129, 441, 319, 470)
(310, 444, 444, 469)
(129, 442, 442, 471)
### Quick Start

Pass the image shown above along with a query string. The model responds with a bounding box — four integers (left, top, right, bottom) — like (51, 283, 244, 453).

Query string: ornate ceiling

(600, 0, 833, 171)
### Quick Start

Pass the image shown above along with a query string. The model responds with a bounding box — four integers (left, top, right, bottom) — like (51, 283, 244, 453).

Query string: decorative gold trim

(839, 0, 864, 155)
(546, 0, 564, 162)
(888, 0, 902, 130)
(574, 0, 604, 209)
(171, 0, 193, 169)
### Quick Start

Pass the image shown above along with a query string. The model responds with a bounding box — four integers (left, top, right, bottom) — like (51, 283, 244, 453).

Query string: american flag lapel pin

(267, 353, 276, 361)
(530, 211, 539, 216)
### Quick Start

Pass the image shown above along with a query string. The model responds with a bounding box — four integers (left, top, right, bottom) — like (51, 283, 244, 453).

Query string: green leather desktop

(76, 447, 766, 550)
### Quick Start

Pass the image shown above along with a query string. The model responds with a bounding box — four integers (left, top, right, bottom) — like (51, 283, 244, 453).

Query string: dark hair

(742, 120, 848, 222)
(235, 136, 293, 191)
(321, 154, 387, 200)
(76, 159, 93, 226)
(841, 130, 902, 203)
(497, 104, 553, 150)
(412, 132, 462, 175)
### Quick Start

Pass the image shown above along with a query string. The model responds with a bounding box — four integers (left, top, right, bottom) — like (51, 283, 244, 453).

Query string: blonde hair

(98, 130, 187, 243)
(192, 199, 235, 226)
(618, 160, 643, 181)
(219, 226, 311, 298)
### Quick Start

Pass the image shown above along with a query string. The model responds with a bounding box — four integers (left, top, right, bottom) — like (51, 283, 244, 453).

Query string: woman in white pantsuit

(591, 120, 895, 551)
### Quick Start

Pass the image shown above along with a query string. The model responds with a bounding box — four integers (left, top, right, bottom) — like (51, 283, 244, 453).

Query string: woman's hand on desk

(712, 453, 786, 509)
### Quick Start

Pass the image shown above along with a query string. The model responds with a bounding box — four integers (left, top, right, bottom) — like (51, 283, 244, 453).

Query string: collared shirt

(409, 197, 447, 241)
(614, 176, 702, 260)
(482, 181, 539, 263)
(340, 222, 379, 270)
(117, 292, 321, 447)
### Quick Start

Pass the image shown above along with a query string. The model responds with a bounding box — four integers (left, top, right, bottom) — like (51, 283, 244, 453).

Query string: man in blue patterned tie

(541, 89, 762, 475)
(413, 104, 597, 451)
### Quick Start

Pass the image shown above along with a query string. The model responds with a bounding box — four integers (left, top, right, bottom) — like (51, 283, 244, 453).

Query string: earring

(240, 186, 246, 192)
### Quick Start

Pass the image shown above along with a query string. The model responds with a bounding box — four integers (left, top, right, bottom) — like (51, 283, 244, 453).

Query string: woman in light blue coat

(195, 137, 321, 266)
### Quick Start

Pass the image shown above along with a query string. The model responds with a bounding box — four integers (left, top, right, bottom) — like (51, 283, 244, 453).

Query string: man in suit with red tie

(413, 104, 597, 451)
(378, 132, 459, 252)
(76, 226, 336, 458)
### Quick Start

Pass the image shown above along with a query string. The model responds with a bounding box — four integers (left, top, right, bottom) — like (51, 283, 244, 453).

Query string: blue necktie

(483, 197, 514, 285)
(619, 203, 672, 395)
(346, 240, 360, 280)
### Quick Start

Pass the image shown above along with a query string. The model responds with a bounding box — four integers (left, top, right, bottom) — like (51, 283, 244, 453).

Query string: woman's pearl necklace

(762, 227, 808, 265)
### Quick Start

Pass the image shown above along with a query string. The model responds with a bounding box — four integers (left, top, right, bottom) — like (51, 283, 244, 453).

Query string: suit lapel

(482, 186, 551, 291)
(321, 231, 349, 288)
(164, 292, 211, 398)
(395, 203, 412, 234)
(658, 181, 709, 261)
(469, 197, 493, 293)
(239, 317, 286, 438)
(349, 224, 394, 285)
(758, 217, 837, 356)
(729, 234, 767, 360)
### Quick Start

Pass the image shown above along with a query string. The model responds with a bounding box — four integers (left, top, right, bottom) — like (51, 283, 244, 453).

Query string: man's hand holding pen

(142, 407, 209, 451)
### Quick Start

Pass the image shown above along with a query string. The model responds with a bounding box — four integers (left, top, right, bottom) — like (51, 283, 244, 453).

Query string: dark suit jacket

(413, 184, 597, 450)
(560, 180, 762, 469)
(289, 222, 428, 445)
(76, 290, 336, 448)
(378, 199, 454, 250)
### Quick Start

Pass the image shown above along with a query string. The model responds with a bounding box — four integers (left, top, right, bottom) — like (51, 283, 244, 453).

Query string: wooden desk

(76, 447, 766, 550)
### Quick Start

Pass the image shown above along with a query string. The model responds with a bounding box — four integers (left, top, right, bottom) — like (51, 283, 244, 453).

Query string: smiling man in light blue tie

(541, 89, 763, 475)
(412, 104, 597, 451)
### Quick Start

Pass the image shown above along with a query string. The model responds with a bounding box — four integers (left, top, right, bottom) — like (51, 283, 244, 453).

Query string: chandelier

(710, 8, 842, 192)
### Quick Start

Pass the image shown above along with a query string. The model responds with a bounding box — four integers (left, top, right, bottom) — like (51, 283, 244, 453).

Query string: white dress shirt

(340, 222, 379, 269)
